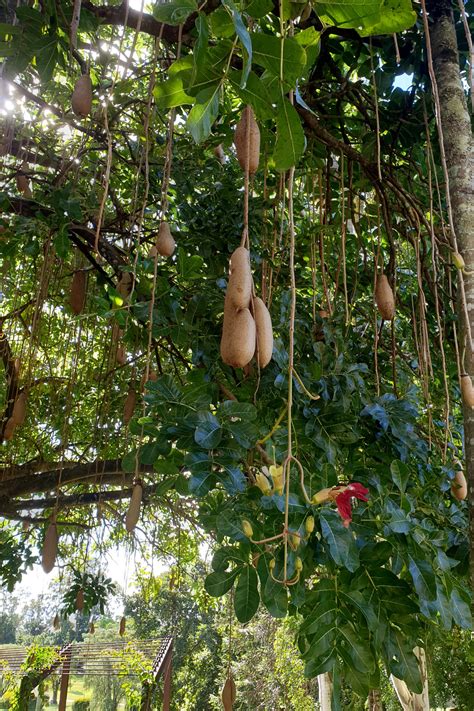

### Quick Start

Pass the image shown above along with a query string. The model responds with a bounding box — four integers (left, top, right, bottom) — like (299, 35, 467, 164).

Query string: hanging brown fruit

(123, 386, 136, 425)
(53, 613, 60, 631)
(116, 344, 126, 366)
(461, 374, 474, 409)
(253, 297, 273, 368)
(12, 391, 27, 427)
(234, 105, 260, 174)
(3, 417, 16, 441)
(227, 247, 252, 310)
(125, 481, 143, 533)
(117, 271, 133, 299)
(119, 616, 126, 637)
(155, 221, 176, 257)
(42, 522, 58, 574)
(75, 588, 85, 612)
(221, 675, 236, 711)
(451, 470, 467, 501)
(16, 164, 32, 198)
(140, 369, 157, 391)
(70, 271, 87, 314)
(220, 304, 256, 369)
(375, 274, 395, 320)
(89, 621, 95, 634)
(72, 74, 93, 117)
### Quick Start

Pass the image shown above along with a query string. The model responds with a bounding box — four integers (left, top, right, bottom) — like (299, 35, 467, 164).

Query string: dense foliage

(0, 0, 473, 704)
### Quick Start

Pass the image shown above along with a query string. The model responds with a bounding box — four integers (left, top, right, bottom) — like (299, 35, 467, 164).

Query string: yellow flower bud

(242, 520, 253, 538)
(311, 487, 333, 504)
(305, 516, 315, 535)
(453, 251, 466, 270)
(290, 533, 300, 549)
(269, 464, 284, 495)
(255, 471, 272, 495)
(269, 558, 276, 570)
(295, 557, 303, 572)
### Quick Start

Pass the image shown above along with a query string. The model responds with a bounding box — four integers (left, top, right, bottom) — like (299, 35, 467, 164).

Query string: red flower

(335, 483, 369, 528)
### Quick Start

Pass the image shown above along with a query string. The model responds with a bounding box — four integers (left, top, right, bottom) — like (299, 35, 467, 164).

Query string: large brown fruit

(119, 616, 126, 637)
(461, 375, 474, 409)
(72, 75, 92, 117)
(221, 303, 256, 368)
(234, 106, 260, 174)
(156, 222, 176, 257)
(3, 417, 16, 441)
(16, 172, 32, 198)
(451, 470, 467, 501)
(42, 523, 58, 574)
(123, 387, 136, 424)
(227, 247, 252, 310)
(117, 271, 133, 299)
(53, 613, 60, 631)
(70, 271, 87, 314)
(75, 588, 85, 612)
(253, 297, 273, 368)
(12, 392, 27, 426)
(140, 369, 157, 391)
(375, 274, 395, 320)
(89, 621, 95, 634)
(125, 482, 143, 532)
(221, 676, 236, 710)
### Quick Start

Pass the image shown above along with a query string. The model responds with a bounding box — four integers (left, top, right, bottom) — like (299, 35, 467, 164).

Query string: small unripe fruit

(305, 516, 315, 535)
(295, 557, 303, 572)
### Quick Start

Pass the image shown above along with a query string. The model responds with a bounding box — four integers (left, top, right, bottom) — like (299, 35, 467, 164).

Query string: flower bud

(255, 471, 272, 495)
(269, 464, 284, 495)
(269, 558, 276, 570)
(290, 533, 300, 548)
(453, 251, 465, 270)
(295, 557, 303, 572)
(242, 519, 253, 538)
(305, 516, 315, 535)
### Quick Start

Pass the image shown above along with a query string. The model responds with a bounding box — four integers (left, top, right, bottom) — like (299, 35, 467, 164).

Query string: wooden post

(58, 646, 72, 711)
(162, 642, 173, 711)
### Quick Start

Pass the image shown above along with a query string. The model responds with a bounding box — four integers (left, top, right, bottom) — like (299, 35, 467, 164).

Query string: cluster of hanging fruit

(220, 107, 273, 371)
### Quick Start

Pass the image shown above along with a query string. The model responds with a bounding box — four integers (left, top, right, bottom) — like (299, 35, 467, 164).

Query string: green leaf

(319, 509, 360, 572)
(220, 400, 257, 420)
(450, 586, 472, 629)
(251, 34, 306, 87)
(313, 0, 415, 36)
(408, 556, 437, 602)
(154, 74, 194, 109)
(339, 625, 375, 674)
(153, 0, 198, 25)
(189, 470, 216, 496)
(273, 98, 306, 171)
(390, 459, 410, 493)
(359, 0, 416, 35)
(187, 85, 220, 143)
(234, 566, 260, 622)
(205, 568, 240, 596)
(222, 0, 252, 87)
(385, 629, 422, 693)
(245, 0, 274, 18)
(194, 412, 222, 448)
(228, 70, 275, 120)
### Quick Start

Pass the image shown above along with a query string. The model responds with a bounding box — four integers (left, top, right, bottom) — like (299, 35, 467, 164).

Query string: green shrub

(72, 700, 90, 711)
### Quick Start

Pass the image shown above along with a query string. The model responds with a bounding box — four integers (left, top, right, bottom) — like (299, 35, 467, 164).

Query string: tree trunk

(390, 648, 429, 711)
(317, 673, 332, 711)
(368, 688, 383, 710)
(427, 0, 474, 587)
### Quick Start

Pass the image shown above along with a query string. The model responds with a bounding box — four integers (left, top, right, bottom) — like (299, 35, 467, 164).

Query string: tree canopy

(0, 0, 473, 703)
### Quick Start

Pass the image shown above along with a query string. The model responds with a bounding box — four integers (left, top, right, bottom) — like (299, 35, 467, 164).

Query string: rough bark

(427, 0, 474, 588)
